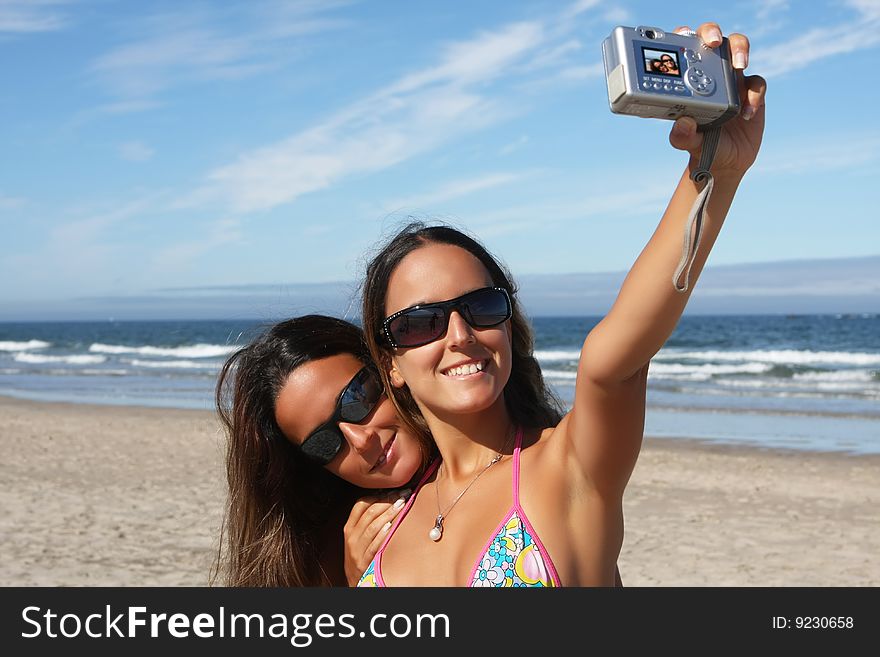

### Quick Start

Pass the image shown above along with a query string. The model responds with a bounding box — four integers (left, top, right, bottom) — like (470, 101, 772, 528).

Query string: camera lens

(645, 30, 656, 39)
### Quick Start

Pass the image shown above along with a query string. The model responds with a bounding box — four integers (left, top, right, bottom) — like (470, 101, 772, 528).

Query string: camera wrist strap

(672, 125, 721, 292)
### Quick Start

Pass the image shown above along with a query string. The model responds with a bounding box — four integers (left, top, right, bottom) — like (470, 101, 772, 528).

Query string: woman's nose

(445, 310, 475, 347)
(338, 421, 375, 454)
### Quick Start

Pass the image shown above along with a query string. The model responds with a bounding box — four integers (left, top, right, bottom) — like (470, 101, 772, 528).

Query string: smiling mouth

(370, 436, 395, 472)
(441, 359, 489, 378)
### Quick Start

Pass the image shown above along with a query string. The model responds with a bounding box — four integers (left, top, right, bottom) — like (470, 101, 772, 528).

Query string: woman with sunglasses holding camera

(213, 315, 433, 587)
(356, 22, 765, 586)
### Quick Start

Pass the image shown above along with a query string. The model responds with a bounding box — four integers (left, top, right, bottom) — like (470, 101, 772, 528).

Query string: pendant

(429, 515, 443, 542)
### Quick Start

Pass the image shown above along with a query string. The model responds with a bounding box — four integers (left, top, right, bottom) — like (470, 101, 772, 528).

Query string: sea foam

(0, 340, 50, 351)
(89, 343, 236, 359)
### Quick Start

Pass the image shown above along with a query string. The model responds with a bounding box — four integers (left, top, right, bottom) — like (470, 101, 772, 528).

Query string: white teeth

(445, 361, 485, 377)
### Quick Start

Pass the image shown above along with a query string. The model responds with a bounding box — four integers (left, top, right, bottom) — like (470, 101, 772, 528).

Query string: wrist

(686, 157, 746, 184)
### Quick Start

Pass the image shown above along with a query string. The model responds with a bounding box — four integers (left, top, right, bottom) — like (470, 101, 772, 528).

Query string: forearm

(584, 162, 745, 382)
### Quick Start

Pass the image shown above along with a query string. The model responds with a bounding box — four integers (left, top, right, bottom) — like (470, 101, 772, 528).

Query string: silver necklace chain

(429, 428, 515, 542)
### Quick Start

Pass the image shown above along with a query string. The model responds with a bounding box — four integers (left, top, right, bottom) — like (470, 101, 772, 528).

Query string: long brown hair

(361, 222, 564, 435)
(212, 315, 428, 587)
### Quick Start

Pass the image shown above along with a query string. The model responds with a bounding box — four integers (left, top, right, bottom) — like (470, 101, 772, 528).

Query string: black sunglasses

(298, 366, 383, 465)
(382, 286, 512, 349)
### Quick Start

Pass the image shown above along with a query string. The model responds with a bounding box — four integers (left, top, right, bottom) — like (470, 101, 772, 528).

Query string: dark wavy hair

(211, 315, 430, 587)
(361, 222, 564, 436)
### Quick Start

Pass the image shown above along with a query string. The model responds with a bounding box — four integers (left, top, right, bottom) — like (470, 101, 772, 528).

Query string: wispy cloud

(149, 218, 242, 273)
(180, 1, 608, 214)
(1, 197, 159, 293)
(385, 172, 532, 210)
(384, 22, 545, 94)
(755, 0, 790, 23)
(558, 0, 601, 23)
(500, 135, 529, 155)
(752, 0, 880, 77)
(89, 3, 350, 104)
(179, 21, 549, 213)
(119, 141, 155, 162)
(0, 0, 71, 33)
(49, 198, 152, 246)
(465, 181, 673, 238)
(0, 193, 27, 209)
(178, 88, 501, 213)
(754, 133, 880, 175)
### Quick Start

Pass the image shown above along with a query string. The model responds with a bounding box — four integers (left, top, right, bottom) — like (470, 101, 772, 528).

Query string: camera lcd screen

(642, 47, 681, 77)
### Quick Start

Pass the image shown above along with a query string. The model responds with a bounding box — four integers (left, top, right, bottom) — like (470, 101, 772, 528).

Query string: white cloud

(0, 0, 70, 33)
(385, 22, 545, 94)
(48, 198, 154, 247)
(0, 193, 26, 209)
(756, 0, 790, 22)
(180, 20, 551, 214)
(500, 135, 529, 155)
(149, 218, 242, 273)
(88, 4, 349, 102)
(752, 0, 880, 77)
(849, 0, 880, 21)
(555, 62, 605, 81)
(465, 181, 673, 238)
(600, 7, 631, 24)
(171, 2, 623, 216)
(385, 172, 532, 210)
(2, 197, 158, 293)
(119, 141, 155, 162)
(754, 133, 880, 175)
(559, 0, 601, 23)
(519, 38, 583, 73)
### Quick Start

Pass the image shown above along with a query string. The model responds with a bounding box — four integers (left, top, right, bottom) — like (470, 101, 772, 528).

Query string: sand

(0, 395, 877, 586)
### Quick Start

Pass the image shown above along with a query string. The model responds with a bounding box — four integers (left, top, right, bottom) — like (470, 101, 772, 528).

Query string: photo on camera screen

(642, 48, 681, 77)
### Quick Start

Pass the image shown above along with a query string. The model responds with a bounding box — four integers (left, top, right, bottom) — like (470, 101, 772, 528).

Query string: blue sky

(2, 0, 879, 319)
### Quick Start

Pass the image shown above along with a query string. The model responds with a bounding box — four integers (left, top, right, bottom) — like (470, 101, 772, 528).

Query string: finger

(351, 487, 411, 530)
(344, 502, 393, 555)
(672, 26, 691, 35)
(366, 497, 408, 554)
(669, 116, 702, 153)
(345, 504, 389, 539)
(728, 33, 750, 71)
(351, 494, 382, 512)
(347, 497, 391, 530)
(344, 495, 384, 530)
(697, 22, 723, 48)
(741, 74, 767, 121)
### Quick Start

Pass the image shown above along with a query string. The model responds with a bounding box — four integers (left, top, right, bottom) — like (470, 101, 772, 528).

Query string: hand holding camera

(603, 22, 766, 176)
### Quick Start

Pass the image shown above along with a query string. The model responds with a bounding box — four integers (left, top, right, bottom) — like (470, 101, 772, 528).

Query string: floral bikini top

(357, 428, 562, 587)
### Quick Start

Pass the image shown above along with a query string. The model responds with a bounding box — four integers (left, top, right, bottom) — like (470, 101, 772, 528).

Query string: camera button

(685, 49, 701, 62)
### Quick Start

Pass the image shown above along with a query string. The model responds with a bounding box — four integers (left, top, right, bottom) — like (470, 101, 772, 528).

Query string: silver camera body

(602, 26, 740, 129)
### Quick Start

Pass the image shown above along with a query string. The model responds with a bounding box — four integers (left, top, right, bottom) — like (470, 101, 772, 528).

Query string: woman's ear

(388, 359, 406, 388)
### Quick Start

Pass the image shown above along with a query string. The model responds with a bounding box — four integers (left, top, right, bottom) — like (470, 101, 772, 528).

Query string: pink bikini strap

(373, 456, 440, 557)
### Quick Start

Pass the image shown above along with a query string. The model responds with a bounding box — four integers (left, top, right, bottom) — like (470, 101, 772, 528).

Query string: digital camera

(602, 26, 740, 129)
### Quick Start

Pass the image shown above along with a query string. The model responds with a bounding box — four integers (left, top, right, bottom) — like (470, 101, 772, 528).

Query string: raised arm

(566, 23, 767, 492)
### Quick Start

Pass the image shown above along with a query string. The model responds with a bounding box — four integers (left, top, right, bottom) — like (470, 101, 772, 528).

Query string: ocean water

(1, 315, 878, 454)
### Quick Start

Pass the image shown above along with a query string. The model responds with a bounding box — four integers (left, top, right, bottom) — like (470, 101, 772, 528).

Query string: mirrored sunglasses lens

(301, 429, 342, 464)
(465, 289, 510, 326)
(339, 369, 382, 422)
(389, 307, 447, 346)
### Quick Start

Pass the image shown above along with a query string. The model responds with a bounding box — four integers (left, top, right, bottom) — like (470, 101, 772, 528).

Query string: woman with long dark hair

(212, 315, 433, 586)
(355, 22, 765, 586)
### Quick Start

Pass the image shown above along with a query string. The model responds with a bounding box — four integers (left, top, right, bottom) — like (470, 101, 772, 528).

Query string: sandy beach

(1, 395, 877, 587)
